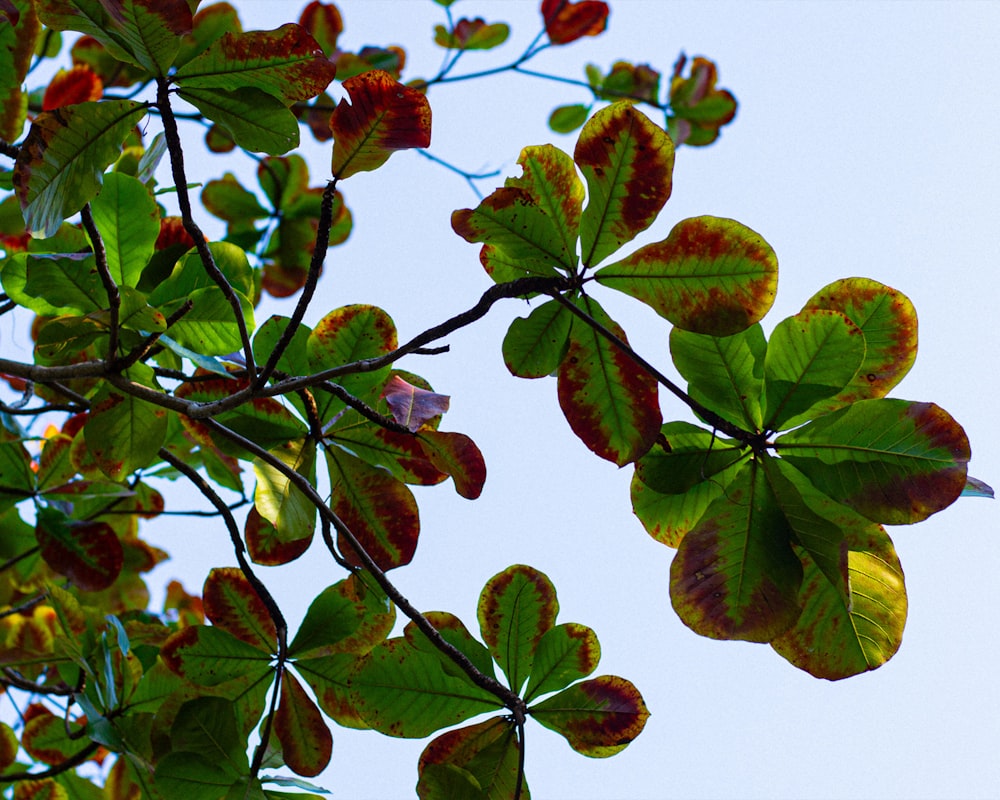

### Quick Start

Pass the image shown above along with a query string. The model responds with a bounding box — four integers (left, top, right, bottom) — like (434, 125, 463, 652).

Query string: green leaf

(350, 637, 503, 738)
(21, 703, 91, 765)
(178, 86, 299, 155)
(170, 696, 249, 773)
(434, 18, 510, 50)
(0, 426, 35, 510)
(160, 624, 273, 686)
(524, 623, 600, 703)
(633, 421, 745, 496)
(149, 240, 255, 303)
(595, 216, 778, 336)
(548, 103, 590, 134)
(556, 296, 661, 465)
(776, 398, 970, 524)
(417, 718, 524, 800)
(2, 253, 104, 316)
(325, 445, 420, 571)
(574, 102, 673, 267)
(203, 173, 271, 223)
(36, 507, 123, 593)
(288, 573, 394, 659)
(669, 460, 804, 642)
(202, 567, 278, 652)
(13, 99, 147, 238)
(252, 315, 312, 379)
(83, 366, 168, 481)
(330, 69, 432, 179)
(273, 672, 332, 777)
(293, 653, 368, 730)
(763, 308, 866, 430)
(0, 0, 37, 142)
(477, 565, 558, 694)
(669, 324, 767, 431)
(253, 438, 317, 557)
(502, 298, 572, 378)
(529, 675, 649, 758)
(802, 277, 918, 404)
(155, 752, 241, 800)
(405, 613, 497, 685)
(161, 285, 255, 356)
(323, 423, 447, 486)
(174, 24, 337, 104)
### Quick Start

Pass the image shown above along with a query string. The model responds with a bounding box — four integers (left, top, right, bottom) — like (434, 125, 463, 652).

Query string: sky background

(8, 1, 1000, 798)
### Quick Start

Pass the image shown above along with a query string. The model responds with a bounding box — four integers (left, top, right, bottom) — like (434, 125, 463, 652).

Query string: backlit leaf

(382, 375, 450, 432)
(548, 103, 590, 134)
(13, 778, 69, 800)
(42, 65, 103, 110)
(178, 86, 299, 155)
(288, 573, 394, 659)
(1, 253, 104, 316)
(174, 24, 336, 104)
(0, 0, 38, 141)
(404, 612, 497, 683)
(417, 430, 486, 500)
(803, 277, 917, 404)
(245, 507, 312, 566)
(350, 637, 502, 738)
(763, 308, 866, 430)
(529, 675, 648, 758)
(0, 426, 35, 509)
(170, 696, 248, 772)
(203, 173, 270, 223)
(274, 671, 332, 777)
(293, 652, 368, 730)
(154, 752, 239, 800)
(502, 298, 572, 378)
(89, 172, 160, 288)
(299, 1, 343, 56)
(596, 216, 777, 336)
(160, 624, 272, 686)
(417, 717, 523, 800)
(253, 437, 317, 555)
(633, 421, 745, 496)
(202, 567, 277, 652)
(149, 240, 255, 302)
(575, 103, 673, 267)
(556, 296, 661, 465)
(541, 0, 609, 46)
(326, 445, 420, 571)
(434, 18, 510, 51)
(477, 565, 558, 694)
(36, 507, 123, 592)
(668, 55, 737, 147)
(330, 69, 431, 179)
(13, 99, 147, 237)
(158, 285, 254, 356)
(669, 460, 803, 642)
(776, 399, 970, 524)
(21, 704, 90, 765)
(524, 623, 600, 703)
(327, 423, 447, 486)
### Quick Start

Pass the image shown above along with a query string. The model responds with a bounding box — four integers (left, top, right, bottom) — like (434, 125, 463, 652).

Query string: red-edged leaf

(326, 446, 420, 571)
(382, 375, 450, 432)
(434, 18, 510, 51)
(274, 672, 332, 777)
(0, 0, 38, 141)
(253, 437, 317, 557)
(21, 704, 91, 766)
(529, 675, 649, 757)
(36, 508, 123, 592)
(293, 653, 367, 730)
(299, 1, 343, 55)
(524, 622, 601, 702)
(160, 625, 272, 686)
(174, 23, 336, 104)
(417, 430, 486, 499)
(245, 506, 313, 566)
(556, 297, 661, 465)
(328, 425, 448, 486)
(42, 65, 103, 110)
(330, 69, 431, 179)
(541, 0, 609, 45)
(288, 573, 395, 659)
(574, 102, 674, 267)
(202, 567, 277, 652)
(668, 55, 737, 147)
(417, 717, 523, 800)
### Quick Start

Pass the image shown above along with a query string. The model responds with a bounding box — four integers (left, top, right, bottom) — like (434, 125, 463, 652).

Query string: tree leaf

(293, 653, 368, 730)
(203, 173, 271, 223)
(762, 308, 866, 431)
(417, 717, 524, 800)
(202, 567, 278, 652)
(169, 696, 248, 773)
(669, 324, 767, 431)
(541, 0, 609, 46)
(174, 24, 336, 104)
(524, 623, 600, 703)
(502, 298, 572, 378)
(35, 507, 123, 592)
(417, 430, 487, 500)
(160, 624, 272, 686)
(595, 216, 777, 336)
(633, 422, 745, 496)
(548, 103, 590, 134)
(253, 437, 317, 554)
(298, 0, 343, 55)
(157, 285, 254, 356)
(668, 55, 738, 147)
(13, 99, 147, 237)
(325, 445, 420, 571)
(349, 637, 502, 738)
(802, 277, 918, 404)
(669, 460, 803, 642)
(0, 0, 38, 141)
(149, 240, 255, 303)
(42, 65, 104, 110)
(0, 426, 36, 510)
(245, 507, 312, 567)
(154, 752, 240, 800)
(1, 253, 104, 316)
(529, 675, 648, 758)
(556, 296, 661, 465)
(776, 398, 970, 524)
(21, 704, 91, 765)
(405, 612, 497, 684)
(274, 672, 332, 777)
(434, 18, 510, 51)
(288, 573, 394, 659)
(477, 565, 558, 694)
(178, 86, 299, 155)
(574, 102, 673, 267)
(330, 69, 431, 179)
(382, 375, 450, 432)
(327, 424, 447, 486)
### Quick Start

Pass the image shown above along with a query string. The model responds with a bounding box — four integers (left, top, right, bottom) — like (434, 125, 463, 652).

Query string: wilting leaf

(962, 476, 994, 498)
(13, 99, 147, 237)
(417, 717, 523, 800)
(478, 565, 558, 694)
(382, 375, 450, 432)
(670, 324, 767, 430)
(299, 1, 343, 55)
(669, 460, 803, 642)
(668, 55, 737, 147)
(529, 675, 648, 757)
(245, 507, 312, 566)
(89, 171, 160, 288)
(326, 445, 420, 571)
(803, 277, 917, 404)
(596, 216, 777, 336)
(575, 102, 673, 267)
(417, 430, 486, 500)
(274, 671, 332, 777)
(502, 298, 572, 378)
(434, 18, 509, 50)
(524, 623, 600, 703)
(556, 297, 661, 465)
(178, 86, 299, 155)
(0, 0, 38, 141)
(763, 308, 866, 430)
(776, 399, 970, 524)
(174, 23, 336, 104)
(202, 567, 277, 652)
(36, 507, 123, 592)
(42, 65, 103, 110)
(350, 637, 502, 738)
(541, 0, 609, 46)
(253, 437, 317, 553)
(330, 69, 431, 179)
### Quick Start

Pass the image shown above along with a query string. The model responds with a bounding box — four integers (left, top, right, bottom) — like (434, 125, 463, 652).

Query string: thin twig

(80, 204, 120, 361)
